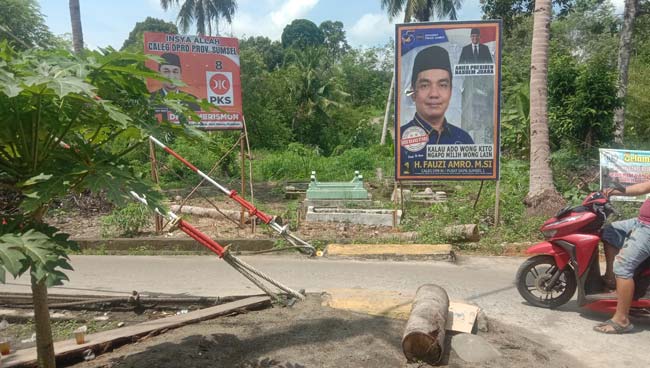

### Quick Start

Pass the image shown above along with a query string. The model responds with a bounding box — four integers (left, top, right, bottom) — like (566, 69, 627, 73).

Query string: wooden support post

(240, 131, 246, 229)
(494, 180, 501, 227)
(392, 180, 398, 228)
(149, 140, 163, 233)
(399, 179, 405, 217)
(402, 284, 449, 365)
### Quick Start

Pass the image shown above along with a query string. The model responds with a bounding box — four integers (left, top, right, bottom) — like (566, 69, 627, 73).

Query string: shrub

(100, 203, 151, 238)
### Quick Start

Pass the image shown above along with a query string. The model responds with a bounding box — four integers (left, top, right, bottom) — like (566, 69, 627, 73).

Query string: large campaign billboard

(144, 32, 243, 130)
(600, 148, 650, 202)
(395, 21, 502, 180)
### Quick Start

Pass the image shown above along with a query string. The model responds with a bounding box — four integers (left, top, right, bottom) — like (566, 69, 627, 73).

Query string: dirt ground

(46, 188, 406, 245)
(30, 188, 574, 368)
(61, 294, 584, 368)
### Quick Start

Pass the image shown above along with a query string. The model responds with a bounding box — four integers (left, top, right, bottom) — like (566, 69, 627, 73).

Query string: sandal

(593, 319, 634, 334)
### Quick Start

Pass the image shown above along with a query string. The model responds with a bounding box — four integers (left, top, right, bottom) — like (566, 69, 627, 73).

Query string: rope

(242, 117, 255, 229)
(154, 159, 244, 230)
(130, 192, 302, 303)
(178, 135, 243, 212)
(224, 251, 304, 300)
(223, 254, 279, 301)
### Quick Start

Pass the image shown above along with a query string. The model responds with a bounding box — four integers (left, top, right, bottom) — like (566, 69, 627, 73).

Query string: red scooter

(515, 188, 650, 315)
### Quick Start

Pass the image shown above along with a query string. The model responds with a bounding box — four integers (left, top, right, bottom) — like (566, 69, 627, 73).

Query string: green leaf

(2, 230, 72, 285)
(98, 101, 132, 128)
(2, 83, 22, 97)
(19, 173, 53, 187)
(45, 269, 70, 287)
(47, 76, 96, 99)
(15, 230, 58, 266)
(101, 65, 162, 79)
(0, 236, 28, 277)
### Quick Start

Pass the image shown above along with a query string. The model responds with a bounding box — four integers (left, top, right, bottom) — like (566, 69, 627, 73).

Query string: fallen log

(170, 205, 249, 222)
(402, 284, 449, 365)
(442, 224, 479, 242)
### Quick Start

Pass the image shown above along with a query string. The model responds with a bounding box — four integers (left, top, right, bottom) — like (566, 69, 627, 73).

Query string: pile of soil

(68, 295, 584, 368)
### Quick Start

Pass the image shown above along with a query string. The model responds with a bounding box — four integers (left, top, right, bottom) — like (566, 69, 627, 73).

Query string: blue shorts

(602, 218, 638, 249)
(613, 220, 650, 279)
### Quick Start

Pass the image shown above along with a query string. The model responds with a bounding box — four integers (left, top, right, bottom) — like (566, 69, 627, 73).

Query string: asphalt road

(4, 254, 649, 368)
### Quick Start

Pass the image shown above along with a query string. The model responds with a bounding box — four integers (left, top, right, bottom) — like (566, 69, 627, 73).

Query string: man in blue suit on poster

(400, 45, 474, 175)
(458, 28, 493, 64)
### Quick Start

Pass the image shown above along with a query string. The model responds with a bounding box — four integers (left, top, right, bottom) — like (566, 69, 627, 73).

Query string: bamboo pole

(494, 180, 501, 227)
(149, 140, 163, 232)
(240, 131, 246, 228)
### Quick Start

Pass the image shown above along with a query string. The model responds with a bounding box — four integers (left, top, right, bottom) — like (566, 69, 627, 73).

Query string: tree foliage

(160, 0, 237, 35)
(381, 0, 465, 21)
(237, 21, 391, 153)
(480, 0, 575, 34)
(281, 19, 324, 49)
(0, 44, 203, 283)
(623, 0, 650, 148)
(319, 21, 351, 58)
(548, 52, 618, 149)
(121, 17, 179, 52)
(240, 36, 284, 71)
(0, 43, 206, 367)
(498, 3, 621, 158)
(0, 0, 58, 51)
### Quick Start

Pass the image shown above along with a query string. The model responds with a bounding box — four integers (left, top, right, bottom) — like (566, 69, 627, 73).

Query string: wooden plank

(446, 301, 479, 333)
(3, 296, 271, 368)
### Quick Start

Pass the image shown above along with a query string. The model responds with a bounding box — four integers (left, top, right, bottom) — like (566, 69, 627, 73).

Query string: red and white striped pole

(149, 136, 273, 224)
(130, 191, 305, 300)
(130, 191, 225, 257)
(148, 136, 315, 256)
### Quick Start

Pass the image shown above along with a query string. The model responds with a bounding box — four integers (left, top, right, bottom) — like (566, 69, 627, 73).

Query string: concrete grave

(306, 171, 370, 200)
(305, 206, 401, 226)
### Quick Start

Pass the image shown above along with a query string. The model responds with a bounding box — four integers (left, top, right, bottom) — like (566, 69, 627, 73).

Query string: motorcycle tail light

(542, 229, 557, 239)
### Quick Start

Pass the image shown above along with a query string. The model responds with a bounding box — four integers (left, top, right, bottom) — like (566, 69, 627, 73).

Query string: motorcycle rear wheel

(516, 255, 577, 308)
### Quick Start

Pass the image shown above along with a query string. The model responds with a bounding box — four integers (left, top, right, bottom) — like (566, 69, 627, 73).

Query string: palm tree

(69, 0, 83, 54)
(381, 0, 462, 22)
(160, 0, 237, 36)
(524, 0, 565, 215)
(613, 0, 640, 145)
(286, 48, 347, 132)
(379, 0, 463, 144)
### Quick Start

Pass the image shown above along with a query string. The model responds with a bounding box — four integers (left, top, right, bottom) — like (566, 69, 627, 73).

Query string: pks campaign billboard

(395, 21, 502, 180)
(600, 148, 650, 202)
(144, 32, 243, 130)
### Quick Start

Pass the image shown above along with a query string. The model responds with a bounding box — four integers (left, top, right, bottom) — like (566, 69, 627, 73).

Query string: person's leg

(601, 219, 637, 288)
(595, 222, 650, 333)
(603, 241, 619, 288)
(611, 277, 634, 327)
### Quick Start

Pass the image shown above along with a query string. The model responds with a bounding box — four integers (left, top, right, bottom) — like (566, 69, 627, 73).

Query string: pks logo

(206, 71, 233, 106)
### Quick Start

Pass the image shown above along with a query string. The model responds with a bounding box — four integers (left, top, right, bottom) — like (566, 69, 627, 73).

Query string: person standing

(458, 28, 493, 64)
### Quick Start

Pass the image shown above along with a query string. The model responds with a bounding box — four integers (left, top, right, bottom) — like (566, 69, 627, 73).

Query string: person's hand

(603, 188, 619, 198)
